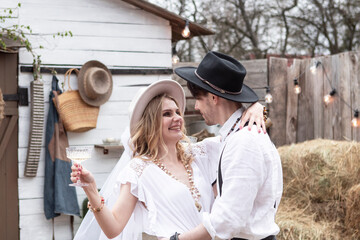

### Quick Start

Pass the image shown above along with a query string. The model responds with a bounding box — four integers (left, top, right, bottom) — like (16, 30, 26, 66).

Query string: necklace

(226, 116, 241, 137)
(153, 159, 202, 212)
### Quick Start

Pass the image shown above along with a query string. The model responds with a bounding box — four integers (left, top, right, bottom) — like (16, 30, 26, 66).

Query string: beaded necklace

(153, 159, 202, 212)
(225, 116, 241, 138)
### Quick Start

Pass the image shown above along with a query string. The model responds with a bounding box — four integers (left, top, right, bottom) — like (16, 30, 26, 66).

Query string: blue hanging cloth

(44, 75, 80, 219)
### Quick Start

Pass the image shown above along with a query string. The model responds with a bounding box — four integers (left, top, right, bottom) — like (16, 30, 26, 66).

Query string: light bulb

(324, 94, 331, 104)
(352, 110, 359, 127)
(265, 93, 273, 103)
(172, 54, 180, 64)
(310, 61, 321, 74)
(265, 87, 273, 103)
(324, 89, 336, 105)
(182, 25, 190, 38)
(182, 20, 190, 38)
(352, 118, 359, 127)
(294, 79, 301, 94)
(310, 65, 317, 73)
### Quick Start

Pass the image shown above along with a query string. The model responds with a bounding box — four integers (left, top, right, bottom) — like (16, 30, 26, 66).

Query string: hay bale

(278, 139, 360, 207)
(345, 184, 360, 234)
(276, 201, 341, 240)
(277, 139, 360, 239)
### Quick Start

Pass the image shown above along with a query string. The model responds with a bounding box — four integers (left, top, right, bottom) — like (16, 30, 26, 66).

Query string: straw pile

(345, 184, 360, 234)
(277, 139, 360, 239)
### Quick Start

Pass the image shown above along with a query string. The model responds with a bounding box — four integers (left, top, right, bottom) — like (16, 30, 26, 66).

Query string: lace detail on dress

(129, 158, 151, 177)
(189, 142, 207, 159)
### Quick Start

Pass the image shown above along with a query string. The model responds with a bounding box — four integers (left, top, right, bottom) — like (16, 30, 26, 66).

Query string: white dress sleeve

(191, 136, 221, 185)
(114, 158, 160, 237)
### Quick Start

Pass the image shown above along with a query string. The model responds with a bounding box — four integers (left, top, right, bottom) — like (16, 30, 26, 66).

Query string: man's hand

(239, 102, 266, 133)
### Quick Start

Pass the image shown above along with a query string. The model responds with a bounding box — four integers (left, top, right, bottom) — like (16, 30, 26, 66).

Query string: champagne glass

(67, 146, 93, 187)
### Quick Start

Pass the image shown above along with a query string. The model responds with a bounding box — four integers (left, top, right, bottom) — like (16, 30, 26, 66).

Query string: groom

(171, 52, 283, 240)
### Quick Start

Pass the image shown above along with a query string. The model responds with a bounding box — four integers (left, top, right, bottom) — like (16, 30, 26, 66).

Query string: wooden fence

(269, 51, 360, 146)
(173, 51, 360, 146)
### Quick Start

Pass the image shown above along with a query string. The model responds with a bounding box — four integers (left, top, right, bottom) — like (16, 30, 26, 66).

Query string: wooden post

(331, 54, 342, 140)
(323, 55, 335, 139)
(297, 58, 315, 143)
(313, 57, 324, 139)
(285, 59, 301, 145)
(268, 57, 288, 146)
(339, 52, 352, 140)
(350, 51, 360, 141)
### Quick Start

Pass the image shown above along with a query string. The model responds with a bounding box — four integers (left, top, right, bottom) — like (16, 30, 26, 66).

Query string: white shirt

(202, 108, 283, 240)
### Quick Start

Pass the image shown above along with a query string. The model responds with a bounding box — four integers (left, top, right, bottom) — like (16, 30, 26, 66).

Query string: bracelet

(263, 106, 268, 122)
(87, 196, 105, 212)
(170, 232, 180, 240)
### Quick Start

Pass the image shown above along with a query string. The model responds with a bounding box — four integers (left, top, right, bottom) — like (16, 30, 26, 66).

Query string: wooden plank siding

(285, 59, 301, 145)
(268, 57, 288, 146)
(322, 55, 335, 139)
(7, 0, 174, 238)
(268, 51, 360, 146)
(15, 0, 172, 68)
(350, 52, 360, 141)
(331, 54, 342, 140)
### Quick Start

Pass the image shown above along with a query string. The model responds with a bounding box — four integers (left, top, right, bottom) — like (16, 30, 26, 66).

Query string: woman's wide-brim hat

(175, 51, 258, 103)
(78, 60, 113, 106)
(129, 79, 185, 136)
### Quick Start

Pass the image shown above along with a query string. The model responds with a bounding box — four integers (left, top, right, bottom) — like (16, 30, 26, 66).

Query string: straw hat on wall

(78, 60, 113, 107)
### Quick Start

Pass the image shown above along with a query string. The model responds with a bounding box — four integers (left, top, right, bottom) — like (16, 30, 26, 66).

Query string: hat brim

(129, 79, 185, 136)
(175, 67, 259, 103)
(78, 60, 113, 106)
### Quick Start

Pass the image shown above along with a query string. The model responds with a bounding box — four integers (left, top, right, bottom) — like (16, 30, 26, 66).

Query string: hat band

(195, 70, 242, 95)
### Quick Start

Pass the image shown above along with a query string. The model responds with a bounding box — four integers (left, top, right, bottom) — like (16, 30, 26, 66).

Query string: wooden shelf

(95, 144, 124, 154)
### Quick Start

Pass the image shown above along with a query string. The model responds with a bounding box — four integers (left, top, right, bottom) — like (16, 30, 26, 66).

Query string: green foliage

(0, 3, 72, 80)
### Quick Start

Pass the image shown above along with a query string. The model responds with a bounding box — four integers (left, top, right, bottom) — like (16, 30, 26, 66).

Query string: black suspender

(218, 125, 244, 196)
(217, 124, 277, 209)
(218, 144, 226, 196)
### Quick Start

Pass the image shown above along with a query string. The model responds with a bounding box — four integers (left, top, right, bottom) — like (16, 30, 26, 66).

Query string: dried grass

(277, 139, 360, 239)
(345, 184, 360, 235)
(276, 201, 341, 240)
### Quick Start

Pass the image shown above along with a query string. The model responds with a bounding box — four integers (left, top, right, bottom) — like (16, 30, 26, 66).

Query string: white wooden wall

(2, 0, 173, 239)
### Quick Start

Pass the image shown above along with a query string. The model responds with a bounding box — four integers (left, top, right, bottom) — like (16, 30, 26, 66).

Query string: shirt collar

(218, 107, 245, 142)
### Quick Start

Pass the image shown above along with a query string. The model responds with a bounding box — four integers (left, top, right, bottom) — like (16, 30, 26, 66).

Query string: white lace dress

(74, 137, 220, 240)
(121, 138, 220, 238)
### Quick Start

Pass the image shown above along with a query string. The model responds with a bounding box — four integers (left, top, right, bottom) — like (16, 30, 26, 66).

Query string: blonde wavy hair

(131, 93, 193, 165)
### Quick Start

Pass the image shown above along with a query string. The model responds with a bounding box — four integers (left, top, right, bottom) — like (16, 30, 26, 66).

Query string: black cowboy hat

(175, 51, 258, 103)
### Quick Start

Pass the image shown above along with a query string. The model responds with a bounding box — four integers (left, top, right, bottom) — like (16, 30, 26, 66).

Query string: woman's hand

(70, 163, 95, 187)
(239, 102, 266, 133)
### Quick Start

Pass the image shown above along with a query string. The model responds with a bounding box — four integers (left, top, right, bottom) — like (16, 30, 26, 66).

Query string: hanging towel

(44, 75, 80, 219)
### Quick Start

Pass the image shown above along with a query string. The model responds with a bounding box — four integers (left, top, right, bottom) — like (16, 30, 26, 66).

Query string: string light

(269, 57, 358, 128)
(294, 78, 301, 94)
(324, 89, 336, 105)
(172, 46, 179, 64)
(310, 60, 321, 74)
(352, 110, 359, 127)
(181, 19, 191, 38)
(265, 87, 273, 103)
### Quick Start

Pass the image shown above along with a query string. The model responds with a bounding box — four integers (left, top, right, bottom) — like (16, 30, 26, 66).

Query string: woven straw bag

(53, 68, 99, 132)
